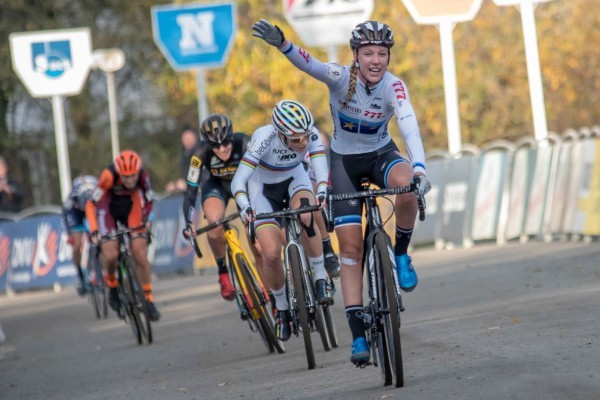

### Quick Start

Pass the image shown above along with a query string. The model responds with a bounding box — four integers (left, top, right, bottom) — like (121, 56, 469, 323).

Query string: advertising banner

(547, 141, 573, 234)
(412, 158, 444, 246)
(524, 145, 554, 236)
(0, 228, 10, 293)
(504, 147, 534, 240)
(6, 214, 76, 292)
(471, 150, 508, 241)
(149, 195, 195, 274)
(439, 156, 477, 248)
(573, 138, 600, 235)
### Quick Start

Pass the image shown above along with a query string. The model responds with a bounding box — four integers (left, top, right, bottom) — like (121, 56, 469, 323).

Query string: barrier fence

(1, 128, 598, 294)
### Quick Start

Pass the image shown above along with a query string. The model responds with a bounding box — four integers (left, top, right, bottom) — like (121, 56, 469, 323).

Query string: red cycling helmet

(114, 150, 142, 175)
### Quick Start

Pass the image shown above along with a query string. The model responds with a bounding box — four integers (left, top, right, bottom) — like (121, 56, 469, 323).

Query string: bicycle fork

(284, 241, 317, 335)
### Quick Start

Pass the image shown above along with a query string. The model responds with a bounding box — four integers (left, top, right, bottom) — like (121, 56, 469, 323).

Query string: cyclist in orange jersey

(86, 150, 160, 321)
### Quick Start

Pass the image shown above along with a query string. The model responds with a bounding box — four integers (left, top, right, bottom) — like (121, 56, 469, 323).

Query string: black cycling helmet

(200, 114, 233, 147)
(350, 21, 395, 51)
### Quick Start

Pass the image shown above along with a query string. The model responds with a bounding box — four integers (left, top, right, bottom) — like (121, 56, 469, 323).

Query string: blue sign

(31, 40, 73, 78)
(151, 2, 237, 71)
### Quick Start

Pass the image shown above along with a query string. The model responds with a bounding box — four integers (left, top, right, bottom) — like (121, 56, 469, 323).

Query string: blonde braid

(340, 63, 359, 110)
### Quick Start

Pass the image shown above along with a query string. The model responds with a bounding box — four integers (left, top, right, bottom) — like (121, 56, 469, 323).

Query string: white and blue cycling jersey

(279, 42, 426, 174)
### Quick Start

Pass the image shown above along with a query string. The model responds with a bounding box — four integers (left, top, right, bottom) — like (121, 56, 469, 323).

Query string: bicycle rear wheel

(88, 248, 108, 319)
(236, 254, 285, 354)
(124, 257, 153, 345)
(375, 232, 404, 388)
(289, 245, 316, 370)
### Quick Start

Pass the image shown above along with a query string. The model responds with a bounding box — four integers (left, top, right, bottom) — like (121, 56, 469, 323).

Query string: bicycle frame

(250, 200, 321, 325)
(250, 199, 333, 369)
(325, 179, 424, 387)
(224, 227, 270, 316)
(192, 213, 284, 354)
(103, 222, 152, 345)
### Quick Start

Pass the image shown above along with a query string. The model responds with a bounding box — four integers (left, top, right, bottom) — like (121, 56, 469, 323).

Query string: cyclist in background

(231, 100, 334, 341)
(253, 20, 431, 363)
(182, 114, 265, 302)
(61, 174, 98, 296)
(85, 150, 160, 321)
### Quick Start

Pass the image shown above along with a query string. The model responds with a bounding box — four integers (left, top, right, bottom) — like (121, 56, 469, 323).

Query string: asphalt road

(1, 241, 599, 400)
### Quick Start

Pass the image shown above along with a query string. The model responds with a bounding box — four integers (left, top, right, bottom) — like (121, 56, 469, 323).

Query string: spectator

(0, 156, 24, 213)
(176, 126, 200, 191)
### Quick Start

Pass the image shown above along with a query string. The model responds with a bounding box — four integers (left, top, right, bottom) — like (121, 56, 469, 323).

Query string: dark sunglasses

(211, 140, 231, 149)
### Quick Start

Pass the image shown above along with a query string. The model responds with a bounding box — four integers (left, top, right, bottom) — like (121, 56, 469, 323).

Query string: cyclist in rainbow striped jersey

(231, 100, 334, 341)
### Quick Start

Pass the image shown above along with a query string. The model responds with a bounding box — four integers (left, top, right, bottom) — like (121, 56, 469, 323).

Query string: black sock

(345, 305, 366, 340)
(216, 258, 228, 275)
(76, 265, 85, 281)
(394, 226, 413, 256)
(322, 237, 333, 254)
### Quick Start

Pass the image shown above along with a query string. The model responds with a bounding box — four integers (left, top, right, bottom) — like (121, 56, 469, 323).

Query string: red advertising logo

(32, 223, 58, 277)
(0, 235, 9, 278)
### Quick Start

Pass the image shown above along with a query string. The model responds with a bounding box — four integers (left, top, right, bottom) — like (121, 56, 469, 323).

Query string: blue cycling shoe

(396, 254, 418, 292)
(350, 337, 370, 365)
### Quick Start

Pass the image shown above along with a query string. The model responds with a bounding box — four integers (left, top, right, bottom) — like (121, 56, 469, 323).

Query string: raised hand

(252, 19, 286, 48)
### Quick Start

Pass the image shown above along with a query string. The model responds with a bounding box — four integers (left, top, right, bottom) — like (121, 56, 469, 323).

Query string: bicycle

(102, 222, 153, 345)
(190, 212, 285, 354)
(85, 242, 107, 319)
(250, 198, 339, 370)
(325, 178, 425, 387)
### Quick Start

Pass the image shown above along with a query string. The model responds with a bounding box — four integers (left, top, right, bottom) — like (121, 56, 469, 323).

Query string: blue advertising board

(151, 2, 237, 71)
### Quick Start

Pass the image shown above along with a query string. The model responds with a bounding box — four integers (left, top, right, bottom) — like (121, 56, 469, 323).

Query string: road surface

(1, 241, 599, 399)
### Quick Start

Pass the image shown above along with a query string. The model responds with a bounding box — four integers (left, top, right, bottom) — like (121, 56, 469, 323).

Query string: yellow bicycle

(190, 212, 285, 354)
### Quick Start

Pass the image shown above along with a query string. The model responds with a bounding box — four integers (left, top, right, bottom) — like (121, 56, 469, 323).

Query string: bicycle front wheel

(236, 254, 285, 354)
(118, 268, 141, 344)
(289, 245, 315, 370)
(89, 248, 108, 319)
(125, 257, 153, 345)
(322, 303, 338, 348)
(375, 232, 404, 388)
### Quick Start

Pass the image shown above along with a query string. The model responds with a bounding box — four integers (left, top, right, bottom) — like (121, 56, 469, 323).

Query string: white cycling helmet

(271, 100, 314, 137)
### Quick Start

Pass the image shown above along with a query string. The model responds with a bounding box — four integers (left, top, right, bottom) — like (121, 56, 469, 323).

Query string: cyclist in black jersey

(182, 114, 264, 301)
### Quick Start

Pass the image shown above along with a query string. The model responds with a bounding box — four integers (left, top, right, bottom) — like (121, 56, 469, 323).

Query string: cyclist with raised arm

(61, 174, 98, 296)
(85, 150, 160, 321)
(253, 20, 431, 363)
(182, 114, 265, 302)
(231, 100, 334, 341)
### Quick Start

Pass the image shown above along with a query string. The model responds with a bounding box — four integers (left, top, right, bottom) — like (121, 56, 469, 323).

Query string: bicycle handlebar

(194, 212, 241, 235)
(100, 224, 146, 241)
(188, 212, 242, 258)
(248, 203, 321, 244)
(325, 183, 426, 232)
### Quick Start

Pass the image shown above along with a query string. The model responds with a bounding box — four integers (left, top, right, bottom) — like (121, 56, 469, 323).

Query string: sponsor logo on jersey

(278, 153, 298, 161)
(298, 48, 310, 63)
(327, 64, 343, 81)
(393, 81, 406, 100)
(190, 156, 202, 168)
